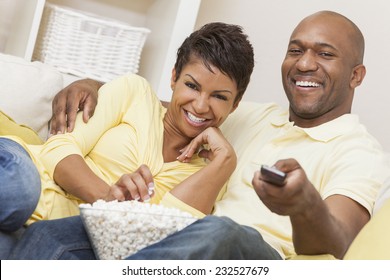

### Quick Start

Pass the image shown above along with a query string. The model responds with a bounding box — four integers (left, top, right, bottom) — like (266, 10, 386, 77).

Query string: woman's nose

(193, 93, 210, 114)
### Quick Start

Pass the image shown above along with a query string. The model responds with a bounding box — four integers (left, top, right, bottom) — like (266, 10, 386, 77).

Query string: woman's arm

(41, 75, 147, 201)
(112, 127, 236, 214)
(54, 154, 110, 203)
(171, 127, 237, 214)
(55, 156, 154, 203)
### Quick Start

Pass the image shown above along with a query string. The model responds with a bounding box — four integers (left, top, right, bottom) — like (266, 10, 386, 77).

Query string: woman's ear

(230, 96, 242, 113)
(350, 64, 366, 89)
(170, 68, 177, 90)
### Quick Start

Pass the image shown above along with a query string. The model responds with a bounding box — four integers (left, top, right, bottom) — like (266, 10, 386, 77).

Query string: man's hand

(50, 79, 103, 135)
(252, 158, 370, 258)
(252, 158, 316, 216)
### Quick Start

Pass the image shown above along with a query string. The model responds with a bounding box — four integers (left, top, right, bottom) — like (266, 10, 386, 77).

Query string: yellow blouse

(8, 74, 207, 224)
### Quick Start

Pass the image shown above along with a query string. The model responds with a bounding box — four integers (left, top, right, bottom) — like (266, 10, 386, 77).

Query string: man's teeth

(187, 112, 206, 123)
(296, 81, 320, 87)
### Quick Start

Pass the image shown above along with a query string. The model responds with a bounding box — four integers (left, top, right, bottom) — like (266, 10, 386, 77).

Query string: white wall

(0, 0, 17, 51)
(196, 0, 390, 151)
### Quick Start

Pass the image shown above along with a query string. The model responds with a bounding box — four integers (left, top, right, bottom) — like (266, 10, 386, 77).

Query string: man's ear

(170, 68, 177, 90)
(350, 64, 366, 89)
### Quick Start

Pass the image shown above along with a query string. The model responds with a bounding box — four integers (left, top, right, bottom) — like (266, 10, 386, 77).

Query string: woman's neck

(162, 115, 191, 163)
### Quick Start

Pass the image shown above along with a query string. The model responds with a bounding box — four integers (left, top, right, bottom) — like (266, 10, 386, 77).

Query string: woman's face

(167, 57, 239, 139)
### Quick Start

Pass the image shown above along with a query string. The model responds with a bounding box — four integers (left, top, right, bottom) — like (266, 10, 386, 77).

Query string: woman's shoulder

(100, 73, 151, 89)
(99, 73, 158, 104)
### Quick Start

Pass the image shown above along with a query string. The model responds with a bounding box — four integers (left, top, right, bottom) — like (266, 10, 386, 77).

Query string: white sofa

(0, 53, 80, 141)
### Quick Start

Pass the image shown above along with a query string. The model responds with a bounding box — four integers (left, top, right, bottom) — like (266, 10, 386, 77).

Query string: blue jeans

(127, 216, 282, 260)
(0, 138, 41, 259)
(9, 215, 282, 260)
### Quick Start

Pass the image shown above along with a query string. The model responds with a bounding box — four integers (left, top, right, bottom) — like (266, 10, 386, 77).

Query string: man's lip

(295, 80, 321, 87)
(290, 75, 323, 88)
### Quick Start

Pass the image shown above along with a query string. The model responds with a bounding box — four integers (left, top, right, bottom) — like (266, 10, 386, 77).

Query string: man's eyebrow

(185, 74, 233, 94)
(289, 39, 337, 51)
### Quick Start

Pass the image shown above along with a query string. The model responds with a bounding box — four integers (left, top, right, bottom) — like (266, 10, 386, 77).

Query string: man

(8, 11, 390, 260)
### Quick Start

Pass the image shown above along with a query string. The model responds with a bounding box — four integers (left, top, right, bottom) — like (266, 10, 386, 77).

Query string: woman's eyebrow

(185, 74, 233, 94)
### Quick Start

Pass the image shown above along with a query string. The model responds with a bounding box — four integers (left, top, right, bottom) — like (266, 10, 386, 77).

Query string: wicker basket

(33, 4, 150, 82)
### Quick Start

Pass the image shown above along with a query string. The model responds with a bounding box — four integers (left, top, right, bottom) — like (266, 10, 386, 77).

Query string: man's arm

(290, 192, 369, 259)
(50, 79, 170, 135)
(50, 79, 103, 135)
(252, 158, 369, 259)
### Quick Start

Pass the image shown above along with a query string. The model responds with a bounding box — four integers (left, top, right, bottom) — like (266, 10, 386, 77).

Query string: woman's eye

(214, 94, 228, 101)
(185, 82, 198, 90)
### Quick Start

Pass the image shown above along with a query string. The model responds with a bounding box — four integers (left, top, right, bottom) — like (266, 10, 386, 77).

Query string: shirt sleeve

(320, 135, 390, 216)
(160, 192, 206, 219)
(39, 74, 155, 178)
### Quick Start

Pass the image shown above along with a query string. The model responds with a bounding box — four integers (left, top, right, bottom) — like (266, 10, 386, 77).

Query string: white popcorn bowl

(79, 201, 198, 260)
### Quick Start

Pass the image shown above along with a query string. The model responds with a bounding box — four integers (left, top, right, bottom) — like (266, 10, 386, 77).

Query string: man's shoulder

(222, 101, 283, 130)
(234, 101, 281, 115)
(335, 114, 384, 151)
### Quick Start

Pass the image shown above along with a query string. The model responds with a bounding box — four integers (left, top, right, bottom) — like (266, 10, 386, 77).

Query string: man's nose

(296, 50, 318, 72)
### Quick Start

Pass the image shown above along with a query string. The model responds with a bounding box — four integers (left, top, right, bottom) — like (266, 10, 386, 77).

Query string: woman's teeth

(187, 112, 206, 123)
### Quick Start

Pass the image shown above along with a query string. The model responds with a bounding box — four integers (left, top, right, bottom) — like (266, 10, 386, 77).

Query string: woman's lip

(184, 110, 209, 127)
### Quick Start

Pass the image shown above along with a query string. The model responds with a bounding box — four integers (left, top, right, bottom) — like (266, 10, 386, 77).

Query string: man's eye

(288, 49, 302, 55)
(319, 52, 334, 57)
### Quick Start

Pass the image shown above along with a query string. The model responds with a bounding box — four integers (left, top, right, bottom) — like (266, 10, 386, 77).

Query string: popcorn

(79, 200, 198, 260)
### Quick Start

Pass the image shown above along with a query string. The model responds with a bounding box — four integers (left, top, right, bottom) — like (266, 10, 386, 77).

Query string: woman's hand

(105, 164, 155, 202)
(177, 127, 237, 168)
(170, 127, 237, 214)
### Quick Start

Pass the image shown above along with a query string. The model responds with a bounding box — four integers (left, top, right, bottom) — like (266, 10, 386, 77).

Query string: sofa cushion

(373, 180, 390, 214)
(343, 198, 390, 259)
(0, 53, 63, 140)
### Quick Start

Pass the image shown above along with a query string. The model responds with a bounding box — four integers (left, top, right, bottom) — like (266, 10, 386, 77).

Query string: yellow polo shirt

(165, 101, 390, 259)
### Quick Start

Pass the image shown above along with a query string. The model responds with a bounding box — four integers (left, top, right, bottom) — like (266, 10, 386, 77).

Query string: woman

(0, 22, 254, 229)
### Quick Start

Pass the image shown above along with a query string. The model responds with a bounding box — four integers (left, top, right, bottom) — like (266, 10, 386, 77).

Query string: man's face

(281, 14, 360, 127)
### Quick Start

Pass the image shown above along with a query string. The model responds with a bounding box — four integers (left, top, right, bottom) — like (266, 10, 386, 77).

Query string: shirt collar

(271, 110, 360, 142)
